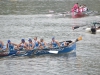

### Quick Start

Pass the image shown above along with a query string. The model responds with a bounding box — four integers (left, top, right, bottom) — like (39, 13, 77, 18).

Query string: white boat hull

(96, 30, 100, 33)
(85, 28, 91, 32)
(85, 28, 100, 33)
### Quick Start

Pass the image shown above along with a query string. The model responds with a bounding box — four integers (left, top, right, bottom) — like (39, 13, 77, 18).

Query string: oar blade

(75, 36, 82, 42)
(72, 26, 80, 30)
(48, 51, 58, 54)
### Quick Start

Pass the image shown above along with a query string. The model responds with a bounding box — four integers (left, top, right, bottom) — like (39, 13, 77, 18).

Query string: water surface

(0, 0, 100, 75)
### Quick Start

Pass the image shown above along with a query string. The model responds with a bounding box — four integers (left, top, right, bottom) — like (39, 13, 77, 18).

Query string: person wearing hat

(39, 38, 47, 49)
(28, 38, 34, 50)
(50, 37, 60, 48)
(6, 40, 18, 51)
(0, 40, 5, 51)
(18, 39, 28, 50)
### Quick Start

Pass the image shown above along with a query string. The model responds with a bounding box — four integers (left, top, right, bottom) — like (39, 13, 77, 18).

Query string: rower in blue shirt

(28, 38, 34, 50)
(0, 40, 6, 51)
(33, 37, 39, 49)
(6, 40, 18, 51)
(18, 39, 28, 50)
(50, 37, 60, 48)
(39, 38, 47, 49)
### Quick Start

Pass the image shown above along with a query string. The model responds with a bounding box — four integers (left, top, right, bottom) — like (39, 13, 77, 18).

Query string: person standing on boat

(33, 37, 40, 49)
(6, 40, 18, 51)
(18, 39, 28, 50)
(50, 37, 60, 48)
(28, 38, 34, 50)
(39, 38, 47, 49)
(0, 40, 6, 51)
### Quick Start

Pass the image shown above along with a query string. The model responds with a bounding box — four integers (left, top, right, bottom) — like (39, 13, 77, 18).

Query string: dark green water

(0, 0, 100, 15)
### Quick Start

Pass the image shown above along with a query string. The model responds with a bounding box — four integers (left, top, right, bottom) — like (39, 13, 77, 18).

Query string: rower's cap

(8, 40, 11, 43)
(21, 39, 25, 42)
(28, 38, 32, 42)
(52, 37, 55, 40)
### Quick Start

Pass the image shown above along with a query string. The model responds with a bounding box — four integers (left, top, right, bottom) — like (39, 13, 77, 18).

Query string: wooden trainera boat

(0, 37, 82, 57)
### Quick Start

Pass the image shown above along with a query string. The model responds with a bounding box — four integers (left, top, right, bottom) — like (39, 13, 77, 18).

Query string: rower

(83, 4, 88, 12)
(61, 41, 69, 47)
(0, 40, 6, 51)
(50, 37, 60, 48)
(28, 38, 34, 50)
(6, 40, 18, 51)
(71, 3, 79, 12)
(18, 39, 28, 50)
(91, 26, 96, 34)
(39, 38, 47, 49)
(33, 37, 40, 49)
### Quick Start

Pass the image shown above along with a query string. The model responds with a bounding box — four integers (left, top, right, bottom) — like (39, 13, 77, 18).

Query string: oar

(75, 36, 82, 42)
(48, 51, 58, 54)
(72, 25, 87, 30)
(72, 22, 100, 30)
(93, 22, 100, 25)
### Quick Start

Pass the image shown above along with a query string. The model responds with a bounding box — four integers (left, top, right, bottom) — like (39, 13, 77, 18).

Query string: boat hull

(0, 42, 76, 57)
(71, 12, 86, 18)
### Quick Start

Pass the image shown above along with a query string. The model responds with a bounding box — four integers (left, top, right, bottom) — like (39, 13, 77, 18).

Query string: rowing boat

(71, 11, 87, 18)
(0, 37, 82, 57)
(0, 42, 76, 57)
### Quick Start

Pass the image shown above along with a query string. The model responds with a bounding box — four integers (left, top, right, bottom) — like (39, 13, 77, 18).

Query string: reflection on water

(0, 52, 77, 75)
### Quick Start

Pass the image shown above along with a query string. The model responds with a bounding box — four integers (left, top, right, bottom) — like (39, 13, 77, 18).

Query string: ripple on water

(0, 14, 100, 75)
